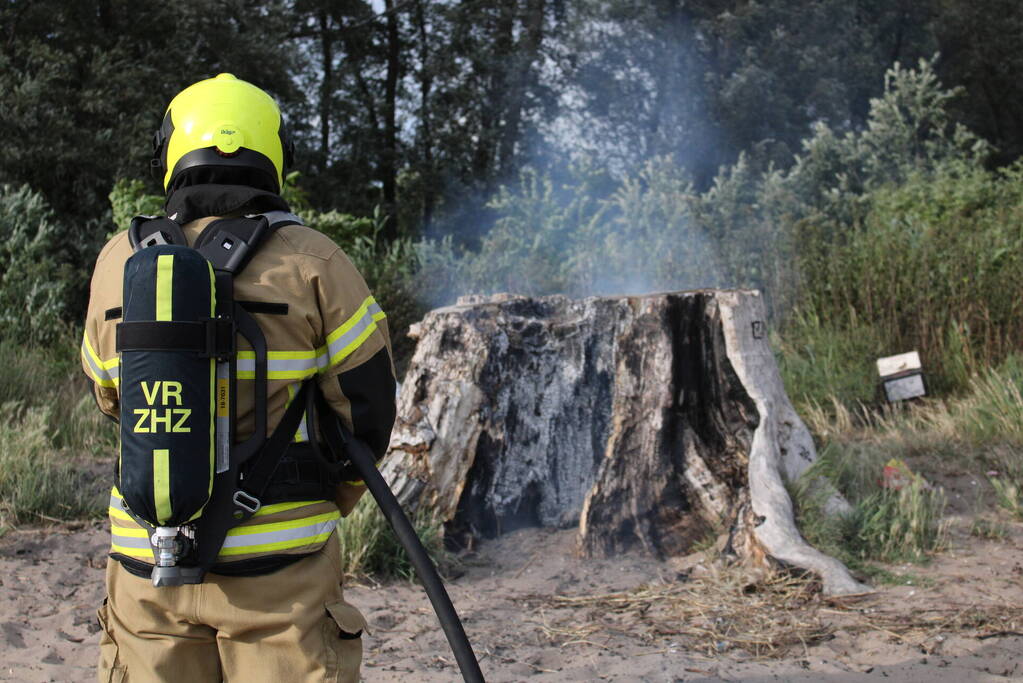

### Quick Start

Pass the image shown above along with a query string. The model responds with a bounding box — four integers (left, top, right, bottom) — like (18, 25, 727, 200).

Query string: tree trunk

(383, 291, 867, 595)
(318, 10, 333, 172)
(497, 0, 544, 174)
(382, 0, 401, 240)
(414, 0, 436, 231)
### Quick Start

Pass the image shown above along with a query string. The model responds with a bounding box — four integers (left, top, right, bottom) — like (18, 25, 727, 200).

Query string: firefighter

(81, 73, 397, 682)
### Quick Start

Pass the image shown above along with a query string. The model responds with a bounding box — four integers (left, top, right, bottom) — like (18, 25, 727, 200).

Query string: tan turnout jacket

(82, 212, 396, 567)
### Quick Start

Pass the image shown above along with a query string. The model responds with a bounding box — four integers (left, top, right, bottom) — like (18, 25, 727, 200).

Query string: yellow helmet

(152, 73, 293, 193)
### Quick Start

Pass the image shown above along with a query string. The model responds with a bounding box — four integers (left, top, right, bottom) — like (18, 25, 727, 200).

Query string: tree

(931, 0, 1023, 167)
(0, 0, 297, 233)
(554, 0, 935, 188)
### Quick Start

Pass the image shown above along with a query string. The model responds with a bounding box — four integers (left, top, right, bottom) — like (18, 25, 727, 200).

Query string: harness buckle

(201, 318, 236, 360)
(232, 490, 261, 515)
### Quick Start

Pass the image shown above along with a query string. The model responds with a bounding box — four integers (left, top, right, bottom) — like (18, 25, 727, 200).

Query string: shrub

(0, 184, 76, 345)
(793, 442, 948, 567)
(795, 163, 1023, 394)
(306, 205, 426, 373)
(109, 178, 165, 232)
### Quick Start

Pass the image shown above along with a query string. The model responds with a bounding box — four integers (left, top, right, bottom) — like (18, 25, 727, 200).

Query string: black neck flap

(165, 185, 291, 225)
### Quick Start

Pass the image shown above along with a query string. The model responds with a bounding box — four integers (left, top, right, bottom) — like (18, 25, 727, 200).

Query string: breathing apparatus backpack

(113, 211, 487, 681)
(115, 211, 347, 587)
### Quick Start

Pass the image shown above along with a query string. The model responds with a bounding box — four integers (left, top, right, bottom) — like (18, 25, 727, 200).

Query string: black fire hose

(332, 423, 486, 683)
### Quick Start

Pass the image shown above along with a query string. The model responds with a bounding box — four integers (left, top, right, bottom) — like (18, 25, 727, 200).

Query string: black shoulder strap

(193, 211, 303, 275)
(255, 210, 303, 230)
(127, 215, 188, 251)
(233, 380, 315, 512)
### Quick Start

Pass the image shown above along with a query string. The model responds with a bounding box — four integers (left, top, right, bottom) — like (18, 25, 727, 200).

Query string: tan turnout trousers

(96, 532, 366, 682)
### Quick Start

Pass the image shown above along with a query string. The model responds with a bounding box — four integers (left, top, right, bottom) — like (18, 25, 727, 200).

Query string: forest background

(3, 0, 1023, 568)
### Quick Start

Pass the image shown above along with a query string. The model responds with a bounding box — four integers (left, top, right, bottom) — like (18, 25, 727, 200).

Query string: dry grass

(525, 565, 1023, 660)
(527, 567, 831, 659)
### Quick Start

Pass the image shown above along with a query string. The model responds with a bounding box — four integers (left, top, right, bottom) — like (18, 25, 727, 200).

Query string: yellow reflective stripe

(110, 525, 149, 538)
(217, 528, 335, 557)
(156, 254, 174, 321)
(82, 330, 103, 366)
(81, 332, 120, 388)
(239, 350, 320, 360)
(324, 296, 386, 370)
(326, 296, 377, 345)
(111, 544, 154, 559)
(237, 368, 319, 381)
(252, 500, 323, 517)
(153, 449, 171, 524)
(234, 294, 386, 379)
(108, 506, 133, 522)
(285, 382, 309, 442)
(328, 313, 383, 368)
(209, 260, 217, 318)
(226, 511, 339, 537)
(111, 494, 324, 520)
(236, 350, 320, 380)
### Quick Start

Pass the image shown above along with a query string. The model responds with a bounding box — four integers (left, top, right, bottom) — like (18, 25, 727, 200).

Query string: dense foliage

(3, 1, 1022, 394)
(0, 185, 77, 344)
(4, 3, 1023, 581)
(421, 60, 1023, 400)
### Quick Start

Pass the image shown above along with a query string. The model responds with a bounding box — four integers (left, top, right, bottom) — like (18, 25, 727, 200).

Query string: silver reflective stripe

(108, 494, 121, 510)
(216, 362, 230, 473)
(237, 356, 319, 375)
(220, 518, 337, 551)
(326, 302, 383, 361)
(82, 342, 119, 383)
(110, 532, 151, 549)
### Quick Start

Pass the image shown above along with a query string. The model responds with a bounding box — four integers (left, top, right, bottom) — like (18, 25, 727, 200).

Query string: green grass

(789, 354, 1023, 574)
(336, 495, 450, 580)
(0, 337, 114, 529)
(0, 402, 107, 527)
(989, 477, 1023, 519)
(794, 459, 948, 567)
(791, 413, 950, 569)
(859, 566, 936, 587)
(970, 518, 1010, 540)
(774, 310, 887, 411)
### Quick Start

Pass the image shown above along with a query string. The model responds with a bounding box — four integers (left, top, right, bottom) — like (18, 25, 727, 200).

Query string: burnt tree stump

(382, 290, 867, 595)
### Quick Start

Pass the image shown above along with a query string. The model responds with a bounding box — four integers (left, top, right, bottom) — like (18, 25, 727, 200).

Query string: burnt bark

(577, 294, 756, 558)
(383, 290, 866, 595)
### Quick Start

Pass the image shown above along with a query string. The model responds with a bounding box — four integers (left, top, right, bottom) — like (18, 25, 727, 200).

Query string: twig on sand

(514, 547, 543, 579)
(33, 512, 63, 523)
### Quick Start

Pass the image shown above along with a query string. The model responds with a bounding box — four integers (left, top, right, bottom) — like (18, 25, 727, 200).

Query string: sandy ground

(1, 496, 1022, 682)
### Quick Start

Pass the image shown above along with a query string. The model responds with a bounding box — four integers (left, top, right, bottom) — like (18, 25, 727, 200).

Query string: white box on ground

(876, 351, 921, 377)
(877, 350, 926, 402)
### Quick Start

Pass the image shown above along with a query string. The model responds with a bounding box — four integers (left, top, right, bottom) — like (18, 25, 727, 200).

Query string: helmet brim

(166, 147, 281, 195)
